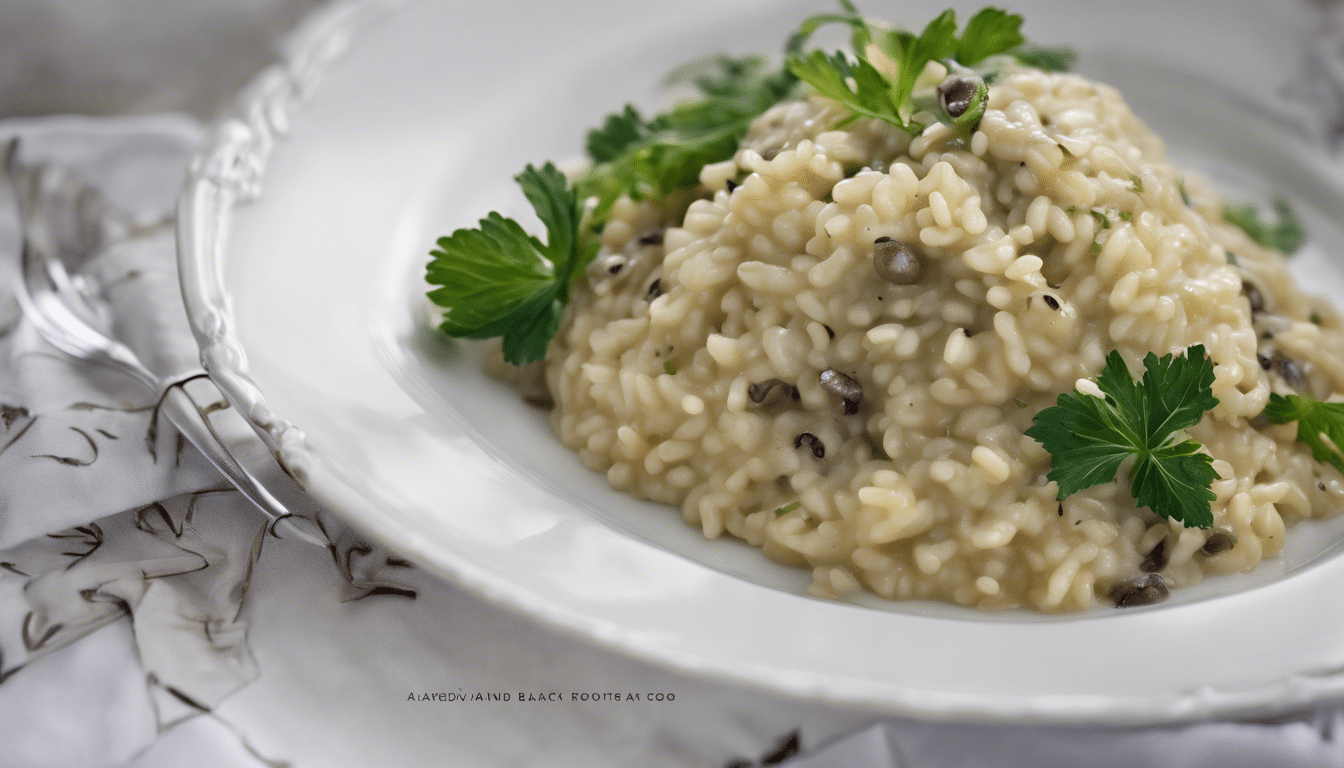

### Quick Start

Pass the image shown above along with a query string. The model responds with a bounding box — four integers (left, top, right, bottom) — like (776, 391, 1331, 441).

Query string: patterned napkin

(0, 115, 1341, 768)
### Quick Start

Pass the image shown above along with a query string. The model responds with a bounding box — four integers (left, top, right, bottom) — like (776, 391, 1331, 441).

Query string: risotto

(530, 67, 1344, 613)
(430, 8, 1344, 612)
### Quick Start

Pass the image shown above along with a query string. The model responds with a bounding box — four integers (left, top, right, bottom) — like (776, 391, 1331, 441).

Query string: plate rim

(176, 0, 1344, 724)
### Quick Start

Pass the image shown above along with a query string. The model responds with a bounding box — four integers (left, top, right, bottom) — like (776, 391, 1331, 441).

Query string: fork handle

(158, 380, 327, 547)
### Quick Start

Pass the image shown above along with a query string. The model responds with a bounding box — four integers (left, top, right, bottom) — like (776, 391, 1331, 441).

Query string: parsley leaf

(578, 55, 795, 222)
(586, 105, 653, 164)
(787, 50, 902, 127)
(1263, 393, 1344, 474)
(426, 6, 1078, 366)
(786, 6, 1061, 133)
(428, 57, 794, 364)
(1223, 196, 1307, 255)
(1025, 346, 1220, 527)
(879, 10, 959, 116)
(785, 1, 868, 57)
(1010, 44, 1077, 72)
(955, 8, 1025, 66)
(426, 163, 596, 365)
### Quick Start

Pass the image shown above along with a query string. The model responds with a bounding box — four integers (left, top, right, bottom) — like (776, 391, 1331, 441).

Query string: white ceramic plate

(179, 0, 1344, 723)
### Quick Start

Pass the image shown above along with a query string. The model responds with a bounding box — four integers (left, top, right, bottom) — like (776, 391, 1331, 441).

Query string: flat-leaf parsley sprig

(427, 55, 794, 365)
(577, 54, 797, 223)
(426, 163, 596, 365)
(426, 5, 1074, 364)
(1263, 393, 1344, 474)
(1223, 196, 1307, 255)
(1025, 346, 1221, 528)
(786, 6, 1072, 133)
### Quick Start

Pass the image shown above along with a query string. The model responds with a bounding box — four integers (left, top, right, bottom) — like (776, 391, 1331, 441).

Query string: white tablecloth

(0, 108, 1341, 768)
(2, 4, 1344, 763)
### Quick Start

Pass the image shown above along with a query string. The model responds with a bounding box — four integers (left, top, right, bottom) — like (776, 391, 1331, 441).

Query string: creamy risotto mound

(539, 68, 1344, 611)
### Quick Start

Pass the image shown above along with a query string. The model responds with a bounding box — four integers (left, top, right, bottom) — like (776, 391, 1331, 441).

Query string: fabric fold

(0, 112, 1340, 768)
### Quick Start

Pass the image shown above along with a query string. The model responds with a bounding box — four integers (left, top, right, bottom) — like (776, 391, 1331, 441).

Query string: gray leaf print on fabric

(0, 489, 259, 719)
(316, 510, 418, 602)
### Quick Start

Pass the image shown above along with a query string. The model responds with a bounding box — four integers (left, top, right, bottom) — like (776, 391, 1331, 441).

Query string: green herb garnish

(787, 49, 906, 128)
(954, 8, 1025, 65)
(1025, 346, 1220, 528)
(427, 60, 790, 363)
(579, 55, 796, 222)
(1263, 393, 1344, 474)
(1130, 174, 1144, 193)
(786, 6, 1065, 132)
(775, 501, 802, 517)
(867, 434, 892, 460)
(427, 164, 596, 364)
(1010, 44, 1077, 72)
(1223, 197, 1307, 255)
(1086, 208, 1113, 253)
(426, 5, 1073, 363)
(663, 360, 678, 375)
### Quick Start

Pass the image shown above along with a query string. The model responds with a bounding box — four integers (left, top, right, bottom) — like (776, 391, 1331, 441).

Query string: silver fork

(3, 138, 326, 548)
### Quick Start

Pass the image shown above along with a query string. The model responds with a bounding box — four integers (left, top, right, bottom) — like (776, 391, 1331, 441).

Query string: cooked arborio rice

(531, 65, 1344, 611)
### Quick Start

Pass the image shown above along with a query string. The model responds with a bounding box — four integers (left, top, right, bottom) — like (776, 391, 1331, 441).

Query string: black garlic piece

(819, 369, 862, 415)
(588, 253, 629, 279)
(1140, 537, 1168, 573)
(748, 378, 800, 406)
(1272, 353, 1307, 390)
(794, 432, 825, 459)
(1242, 281, 1265, 313)
(873, 237, 924, 285)
(1201, 529, 1237, 556)
(1110, 573, 1169, 608)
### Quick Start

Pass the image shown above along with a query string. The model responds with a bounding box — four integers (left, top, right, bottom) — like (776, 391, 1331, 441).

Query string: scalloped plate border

(176, 0, 1344, 724)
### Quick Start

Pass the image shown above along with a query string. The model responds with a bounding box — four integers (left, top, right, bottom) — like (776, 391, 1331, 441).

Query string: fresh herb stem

(426, 163, 595, 364)
(1264, 393, 1344, 474)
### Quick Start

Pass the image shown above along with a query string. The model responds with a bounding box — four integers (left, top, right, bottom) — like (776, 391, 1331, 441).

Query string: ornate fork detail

(2, 137, 326, 547)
